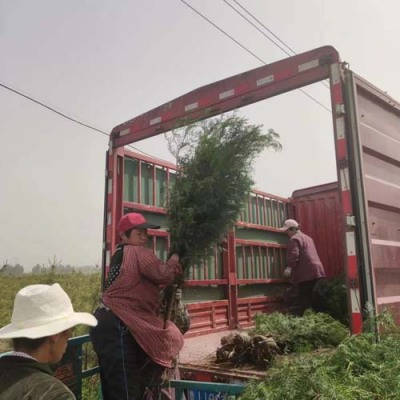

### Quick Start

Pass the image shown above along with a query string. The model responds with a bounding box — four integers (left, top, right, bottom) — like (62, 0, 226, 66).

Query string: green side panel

(155, 168, 168, 208)
(235, 227, 288, 244)
(183, 286, 225, 303)
(141, 162, 153, 205)
(240, 195, 289, 228)
(124, 158, 139, 202)
(185, 250, 223, 280)
(238, 283, 289, 298)
(154, 236, 168, 260)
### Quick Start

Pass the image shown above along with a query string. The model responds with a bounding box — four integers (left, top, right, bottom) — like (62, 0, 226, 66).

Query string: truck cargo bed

(179, 331, 266, 383)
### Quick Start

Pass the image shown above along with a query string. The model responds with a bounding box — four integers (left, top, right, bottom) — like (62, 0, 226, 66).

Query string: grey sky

(1, 0, 399, 269)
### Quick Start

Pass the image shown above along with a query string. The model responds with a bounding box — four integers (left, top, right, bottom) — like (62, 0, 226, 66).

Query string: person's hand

(283, 267, 292, 278)
(169, 254, 179, 263)
(175, 288, 182, 301)
(175, 263, 183, 276)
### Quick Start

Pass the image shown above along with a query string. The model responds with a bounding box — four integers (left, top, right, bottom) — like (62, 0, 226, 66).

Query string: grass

(241, 313, 400, 400)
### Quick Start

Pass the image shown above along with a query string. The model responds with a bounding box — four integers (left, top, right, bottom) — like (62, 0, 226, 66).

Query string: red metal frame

(104, 45, 365, 333)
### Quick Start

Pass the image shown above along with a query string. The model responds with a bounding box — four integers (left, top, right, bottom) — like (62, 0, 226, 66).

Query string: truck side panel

(292, 182, 345, 279)
(346, 72, 400, 319)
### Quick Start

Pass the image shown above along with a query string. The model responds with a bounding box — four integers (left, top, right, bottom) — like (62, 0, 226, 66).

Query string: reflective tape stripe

(339, 167, 350, 191)
(219, 89, 235, 100)
(256, 75, 274, 87)
(298, 59, 319, 72)
(107, 178, 112, 194)
(120, 128, 130, 136)
(350, 288, 361, 313)
(346, 232, 356, 255)
(150, 117, 162, 126)
(330, 63, 341, 85)
(184, 102, 198, 112)
(336, 116, 345, 140)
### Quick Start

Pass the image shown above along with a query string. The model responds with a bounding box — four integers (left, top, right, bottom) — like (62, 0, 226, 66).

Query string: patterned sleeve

(132, 247, 180, 285)
(287, 238, 300, 270)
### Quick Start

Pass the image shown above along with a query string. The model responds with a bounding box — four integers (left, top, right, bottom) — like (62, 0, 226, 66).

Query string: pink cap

(117, 213, 160, 234)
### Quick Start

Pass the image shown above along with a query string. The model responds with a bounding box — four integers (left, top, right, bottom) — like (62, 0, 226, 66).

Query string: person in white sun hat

(0, 283, 97, 400)
(280, 219, 325, 316)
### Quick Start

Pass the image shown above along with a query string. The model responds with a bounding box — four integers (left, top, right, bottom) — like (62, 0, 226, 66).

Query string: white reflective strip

(106, 251, 111, 266)
(365, 174, 400, 191)
(350, 288, 361, 313)
(377, 295, 400, 305)
(107, 178, 112, 194)
(120, 128, 130, 136)
(339, 167, 350, 191)
(372, 239, 400, 247)
(336, 116, 345, 140)
(346, 231, 356, 256)
(256, 75, 274, 87)
(184, 102, 198, 112)
(298, 59, 319, 72)
(330, 63, 341, 85)
(219, 89, 234, 100)
(150, 117, 162, 126)
(107, 212, 111, 225)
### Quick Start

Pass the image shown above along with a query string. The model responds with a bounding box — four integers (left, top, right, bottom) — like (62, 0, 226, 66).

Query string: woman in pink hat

(90, 212, 184, 400)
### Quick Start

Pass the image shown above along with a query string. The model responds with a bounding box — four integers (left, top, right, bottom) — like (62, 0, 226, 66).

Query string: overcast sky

(1, 0, 400, 269)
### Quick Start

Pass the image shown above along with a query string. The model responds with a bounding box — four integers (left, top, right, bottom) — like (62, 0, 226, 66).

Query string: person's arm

(287, 238, 300, 269)
(284, 238, 300, 278)
(135, 247, 182, 285)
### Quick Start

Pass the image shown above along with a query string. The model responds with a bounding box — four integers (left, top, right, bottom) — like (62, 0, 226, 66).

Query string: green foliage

(241, 314, 400, 400)
(166, 114, 281, 270)
(314, 276, 349, 326)
(253, 311, 349, 353)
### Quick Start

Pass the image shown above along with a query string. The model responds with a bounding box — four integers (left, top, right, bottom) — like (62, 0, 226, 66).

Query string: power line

(0, 82, 110, 137)
(227, 0, 330, 89)
(232, 0, 297, 55)
(179, 0, 331, 113)
(222, 0, 293, 57)
(179, 0, 265, 64)
(0, 81, 171, 162)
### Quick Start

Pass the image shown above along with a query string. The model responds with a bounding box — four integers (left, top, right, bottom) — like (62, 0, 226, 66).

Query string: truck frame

(103, 45, 400, 336)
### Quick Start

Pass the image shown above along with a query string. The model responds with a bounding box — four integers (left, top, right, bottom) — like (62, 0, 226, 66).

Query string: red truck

(2, 44, 395, 399)
(101, 45, 400, 384)
(103, 46, 400, 336)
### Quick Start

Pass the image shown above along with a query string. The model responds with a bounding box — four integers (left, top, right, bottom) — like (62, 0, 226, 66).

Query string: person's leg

(297, 280, 317, 315)
(90, 308, 143, 400)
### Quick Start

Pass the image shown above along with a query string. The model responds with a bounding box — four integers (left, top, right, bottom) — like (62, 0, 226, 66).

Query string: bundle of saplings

(216, 311, 348, 368)
(163, 114, 282, 324)
(240, 313, 400, 400)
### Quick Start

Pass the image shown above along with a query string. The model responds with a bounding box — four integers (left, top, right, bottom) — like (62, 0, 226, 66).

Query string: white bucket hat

(279, 219, 300, 231)
(0, 283, 97, 339)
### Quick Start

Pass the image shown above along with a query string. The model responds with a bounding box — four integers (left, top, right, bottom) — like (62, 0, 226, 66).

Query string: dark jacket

(286, 231, 325, 285)
(0, 355, 75, 400)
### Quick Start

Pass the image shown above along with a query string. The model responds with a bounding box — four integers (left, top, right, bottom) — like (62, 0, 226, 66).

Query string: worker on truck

(90, 212, 184, 400)
(280, 219, 325, 316)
